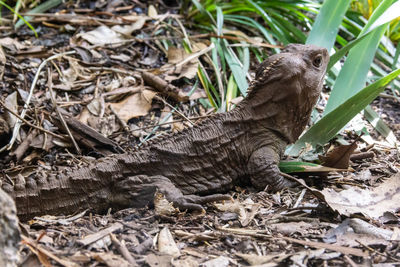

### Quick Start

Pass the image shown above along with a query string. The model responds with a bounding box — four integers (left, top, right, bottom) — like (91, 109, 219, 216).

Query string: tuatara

(2, 44, 329, 221)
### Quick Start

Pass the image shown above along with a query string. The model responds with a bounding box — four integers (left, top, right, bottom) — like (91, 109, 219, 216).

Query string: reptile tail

(3, 159, 119, 221)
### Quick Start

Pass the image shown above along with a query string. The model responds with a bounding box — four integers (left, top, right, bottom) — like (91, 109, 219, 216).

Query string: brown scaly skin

(2, 44, 329, 221)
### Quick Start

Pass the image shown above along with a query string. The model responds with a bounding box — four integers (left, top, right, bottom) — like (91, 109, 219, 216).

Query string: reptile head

(280, 43, 329, 99)
(253, 44, 329, 100)
(246, 44, 329, 143)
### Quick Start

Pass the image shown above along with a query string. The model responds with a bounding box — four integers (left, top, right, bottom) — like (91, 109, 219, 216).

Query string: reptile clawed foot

(173, 194, 232, 212)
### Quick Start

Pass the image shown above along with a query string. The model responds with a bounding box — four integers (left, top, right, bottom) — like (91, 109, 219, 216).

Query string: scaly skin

(2, 44, 329, 221)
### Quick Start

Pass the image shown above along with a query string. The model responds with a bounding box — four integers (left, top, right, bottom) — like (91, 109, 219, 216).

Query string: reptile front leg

(247, 146, 296, 191)
(112, 175, 231, 211)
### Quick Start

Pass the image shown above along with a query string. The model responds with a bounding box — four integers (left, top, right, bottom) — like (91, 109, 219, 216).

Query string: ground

(0, 1, 400, 266)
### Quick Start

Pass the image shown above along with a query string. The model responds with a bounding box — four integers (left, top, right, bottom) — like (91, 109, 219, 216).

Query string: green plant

(288, 0, 400, 154)
(0, 0, 37, 36)
(185, 0, 400, 155)
(185, 0, 320, 110)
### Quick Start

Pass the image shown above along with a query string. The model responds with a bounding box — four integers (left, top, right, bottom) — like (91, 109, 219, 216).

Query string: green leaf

(327, 29, 375, 70)
(288, 68, 400, 156)
(324, 24, 387, 115)
(197, 66, 219, 108)
(216, 6, 223, 36)
(221, 40, 248, 96)
(15, 0, 62, 29)
(363, 105, 397, 145)
(306, 0, 351, 50)
(279, 161, 347, 173)
(245, 0, 290, 44)
(360, 0, 398, 35)
(190, 0, 216, 25)
(226, 75, 238, 110)
(0, 0, 38, 37)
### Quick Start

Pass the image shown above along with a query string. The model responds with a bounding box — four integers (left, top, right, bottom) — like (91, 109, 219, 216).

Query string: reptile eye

(313, 56, 322, 67)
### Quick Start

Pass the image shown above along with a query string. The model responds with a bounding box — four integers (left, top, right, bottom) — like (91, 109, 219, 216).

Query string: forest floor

(1, 1, 400, 266)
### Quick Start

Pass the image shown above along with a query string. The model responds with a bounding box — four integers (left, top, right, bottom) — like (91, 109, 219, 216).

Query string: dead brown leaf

(145, 254, 173, 267)
(0, 45, 5, 79)
(4, 91, 18, 130)
(322, 172, 400, 219)
(111, 17, 146, 36)
(201, 256, 231, 267)
(93, 252, 130, 267)
(148, 5, 158, 18)
(77, 25, 126, 45)
(319, 140, 358, 169)
(236, 252, 288, 266)
(109, 90, 156, 122)
(154, 192, 177, 216)
(157, 227, 180, 257)
(0, 37, 27, 51)
(163, 45, 203, 81)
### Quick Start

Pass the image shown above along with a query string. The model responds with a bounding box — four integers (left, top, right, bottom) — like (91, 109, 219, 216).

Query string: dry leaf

(111, 17, 146, 36)
(4, 91, 18, 129)
(164, 47, 199, 80)
(0, 45, 5, 79)
(236, 253, 288, 266)
(214, 200, 246, 225)
(172, 256, 199, 267)
(324, 218, 396, 248)
(30, 134, 55, 151)
(93, 252, 130, 267)
(87, 96, 105, 117)
(200, 256, 230, 267)
(109, 90, 156, 122)
(77, 25, 126, 45)
(77, 108, 92, 125)
(154, 192, 177, 216)
(322, 172, 400, 219)
(148, 5, 158, 18)
(145, 254, 173, 267)
(0, 37, 27, 51)
(110, 54, 131, 62)
(157, 227, 180, 257)
(319, 140, 358, 169)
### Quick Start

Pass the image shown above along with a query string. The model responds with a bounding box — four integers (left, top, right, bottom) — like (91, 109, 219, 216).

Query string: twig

(343, 255, 359, 267)
(47, 67, 81, 154)
(349, 151, 375, 161)
(109, 105, 130, 134)
(155, 95, 194, 125)
(0, 100, 66, 141)
(356, 240, 400, 261)
(172, 43, 215, 68)
(5, 50, 76, 151)
(87, 66, 134, 76)
(130, 115, 212, 132)
(21, 235, 78, 267)
(293, 189, 306, 209)
(110, 233, 137, 266)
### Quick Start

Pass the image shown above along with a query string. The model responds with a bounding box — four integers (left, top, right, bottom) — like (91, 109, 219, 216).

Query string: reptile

(2, 44, 329, 221)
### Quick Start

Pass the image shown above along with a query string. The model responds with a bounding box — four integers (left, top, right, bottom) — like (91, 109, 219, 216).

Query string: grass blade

(306, 0, 351, 50)
(245, 0, 289, 44)
(0, 0, 38, 37)
(360, 0, 398, 34)
(327, 29, 375, 70)
(15, 0, 62, 29)
(226, 75, 238, 111)
(363, 106, 397, 145)
(221, 40, 248, 96)
(324, 24, 387, 114)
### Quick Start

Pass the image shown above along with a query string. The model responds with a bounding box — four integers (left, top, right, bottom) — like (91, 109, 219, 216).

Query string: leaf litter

(0, 1, 399, 266)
